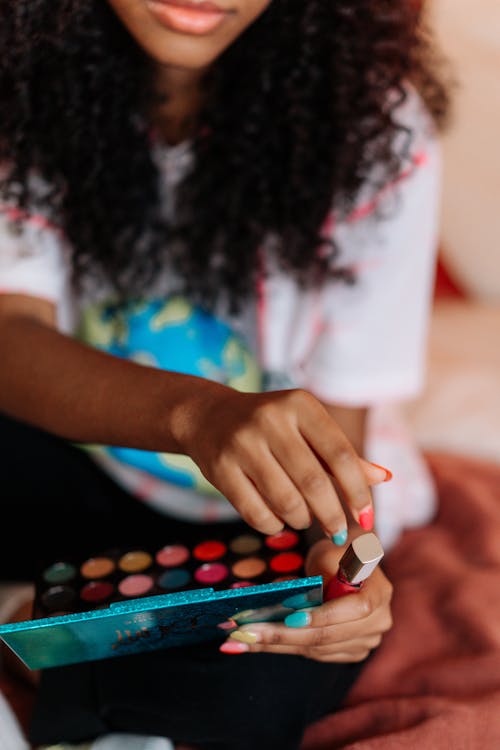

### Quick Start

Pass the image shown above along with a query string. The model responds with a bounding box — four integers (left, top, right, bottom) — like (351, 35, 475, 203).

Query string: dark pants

(0, 414, 366, 750)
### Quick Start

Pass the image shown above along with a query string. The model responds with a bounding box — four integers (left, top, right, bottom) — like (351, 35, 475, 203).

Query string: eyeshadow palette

(36, 528, 311, 613)
(0, 527, 323, 670)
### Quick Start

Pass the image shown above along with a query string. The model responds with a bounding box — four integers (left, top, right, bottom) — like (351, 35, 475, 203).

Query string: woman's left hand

(220, 538, 393, 662)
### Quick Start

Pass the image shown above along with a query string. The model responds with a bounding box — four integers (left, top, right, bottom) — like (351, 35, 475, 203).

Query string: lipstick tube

(325, 532, 384, 600)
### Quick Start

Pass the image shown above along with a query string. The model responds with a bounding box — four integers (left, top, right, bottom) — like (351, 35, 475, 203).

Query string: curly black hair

(0, 0, 450, 310)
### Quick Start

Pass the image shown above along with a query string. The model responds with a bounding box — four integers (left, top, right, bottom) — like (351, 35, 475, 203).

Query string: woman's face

(106, 0, 272, 69)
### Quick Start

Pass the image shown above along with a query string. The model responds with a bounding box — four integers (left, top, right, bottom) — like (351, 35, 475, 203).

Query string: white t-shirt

(0, 89, 442, 543)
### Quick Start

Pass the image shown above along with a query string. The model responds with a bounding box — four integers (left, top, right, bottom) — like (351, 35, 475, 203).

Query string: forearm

(0, 313, 227, 451)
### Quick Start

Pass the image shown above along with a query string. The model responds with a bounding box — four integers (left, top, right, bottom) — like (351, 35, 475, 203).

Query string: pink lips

(146, 0, 229, 35)
(164, 0, 225, 10)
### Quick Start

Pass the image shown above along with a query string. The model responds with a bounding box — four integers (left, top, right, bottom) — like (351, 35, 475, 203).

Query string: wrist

(158, 372, 232, 455)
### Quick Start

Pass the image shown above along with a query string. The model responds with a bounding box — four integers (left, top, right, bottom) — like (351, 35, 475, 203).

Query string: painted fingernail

(284, 610, 312, 628)
(219, 640, 250, 654)
(217, 619, 238, 631)
(370, 462, 393, 482)
(332, 528, 348, 546)
(358, 505, 374, 530)
(229, 630, 260, 645)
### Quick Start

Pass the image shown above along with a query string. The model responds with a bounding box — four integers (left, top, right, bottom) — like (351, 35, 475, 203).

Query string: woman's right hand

(179, 386, 390, 543)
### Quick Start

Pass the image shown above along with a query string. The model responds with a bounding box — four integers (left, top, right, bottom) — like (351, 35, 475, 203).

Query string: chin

(147, 34, 228, 70)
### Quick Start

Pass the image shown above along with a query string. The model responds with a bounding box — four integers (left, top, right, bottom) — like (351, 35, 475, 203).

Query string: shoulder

(340, 83, 441, 228)
(390, 81, 439, 140)
(388, 81, 442, 185)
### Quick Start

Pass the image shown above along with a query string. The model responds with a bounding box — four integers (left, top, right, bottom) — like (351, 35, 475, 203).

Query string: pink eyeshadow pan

(194, 563, 228, 585)
(155, 545, 190, 567)
(118, 574, 154, 597)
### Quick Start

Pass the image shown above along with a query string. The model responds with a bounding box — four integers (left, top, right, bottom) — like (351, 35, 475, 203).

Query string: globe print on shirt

(77, 295, 262, 495)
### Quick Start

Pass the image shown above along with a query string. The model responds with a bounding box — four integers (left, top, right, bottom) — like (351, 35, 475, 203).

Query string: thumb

(305, 538, 343, 579)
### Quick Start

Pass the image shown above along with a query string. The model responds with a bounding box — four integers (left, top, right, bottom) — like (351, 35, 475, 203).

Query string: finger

(359, 458, 393, 485)
(243, 446, 313, 531)
(221, 633, 381, 661)
(228, 603, 392, 648)
(270, 432, 349, 544)
(300, 409, 374, 529)
(307, 571, 394, 629)
(217, 466, 284, 535)
(304, 543, 393, 632)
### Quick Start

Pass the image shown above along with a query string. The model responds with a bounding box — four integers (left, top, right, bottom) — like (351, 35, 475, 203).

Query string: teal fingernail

(332, 528, 348, 546)
(284, 610, 311, 628)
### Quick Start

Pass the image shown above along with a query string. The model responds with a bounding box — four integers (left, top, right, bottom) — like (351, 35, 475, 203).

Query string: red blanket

(302, 451, 500, 749)
(3, 451, 500, 748)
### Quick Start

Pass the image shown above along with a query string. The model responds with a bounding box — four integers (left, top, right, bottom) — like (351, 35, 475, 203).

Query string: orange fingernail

(358, 505, 374, 530)
(369, 462, 393, 482)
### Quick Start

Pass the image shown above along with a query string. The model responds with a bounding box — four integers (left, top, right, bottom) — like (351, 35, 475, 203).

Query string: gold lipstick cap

(338, 532, 384, 585)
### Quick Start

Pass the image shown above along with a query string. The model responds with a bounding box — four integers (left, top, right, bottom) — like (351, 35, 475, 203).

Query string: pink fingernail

(219, 640, 249, 654)
(217, 619, 238, 631)
(358, 505, 374, 530)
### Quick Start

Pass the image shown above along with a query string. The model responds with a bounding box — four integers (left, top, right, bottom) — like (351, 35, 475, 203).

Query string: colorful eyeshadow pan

(118, 574, 154, 597)
(118, 550, 153, 573)
(270, 552, 304, 574)
(80, 557, 115, 579)
(193, 541, 227, 561)
(41, 585, 76, 611)
(229, 534, 262, 555)
(194, 563, 229, 584)
(232, 557, 266, 579)
(80, 581, 114, 603)
(158, 569, 191, 590)
(265, 530, 299, 550)
(43, 562, 76, 584)
(155, 545, 190, 567)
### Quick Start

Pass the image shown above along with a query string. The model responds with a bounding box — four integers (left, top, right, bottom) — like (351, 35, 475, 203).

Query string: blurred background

(405, 0, 500, 465)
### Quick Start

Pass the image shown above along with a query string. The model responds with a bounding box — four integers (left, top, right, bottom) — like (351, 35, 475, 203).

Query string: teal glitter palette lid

(0, 528, 323, 670)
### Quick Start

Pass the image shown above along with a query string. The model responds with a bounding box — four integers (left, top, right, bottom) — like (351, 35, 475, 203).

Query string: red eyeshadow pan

(270, 552, 303, 574)
(265, 530, 299, 551)
(193, 540, 227, 561)
(80, 581, 114, 603)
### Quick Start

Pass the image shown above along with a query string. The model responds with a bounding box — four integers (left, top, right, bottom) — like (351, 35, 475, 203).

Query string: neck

(151, 65, 209, 146)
